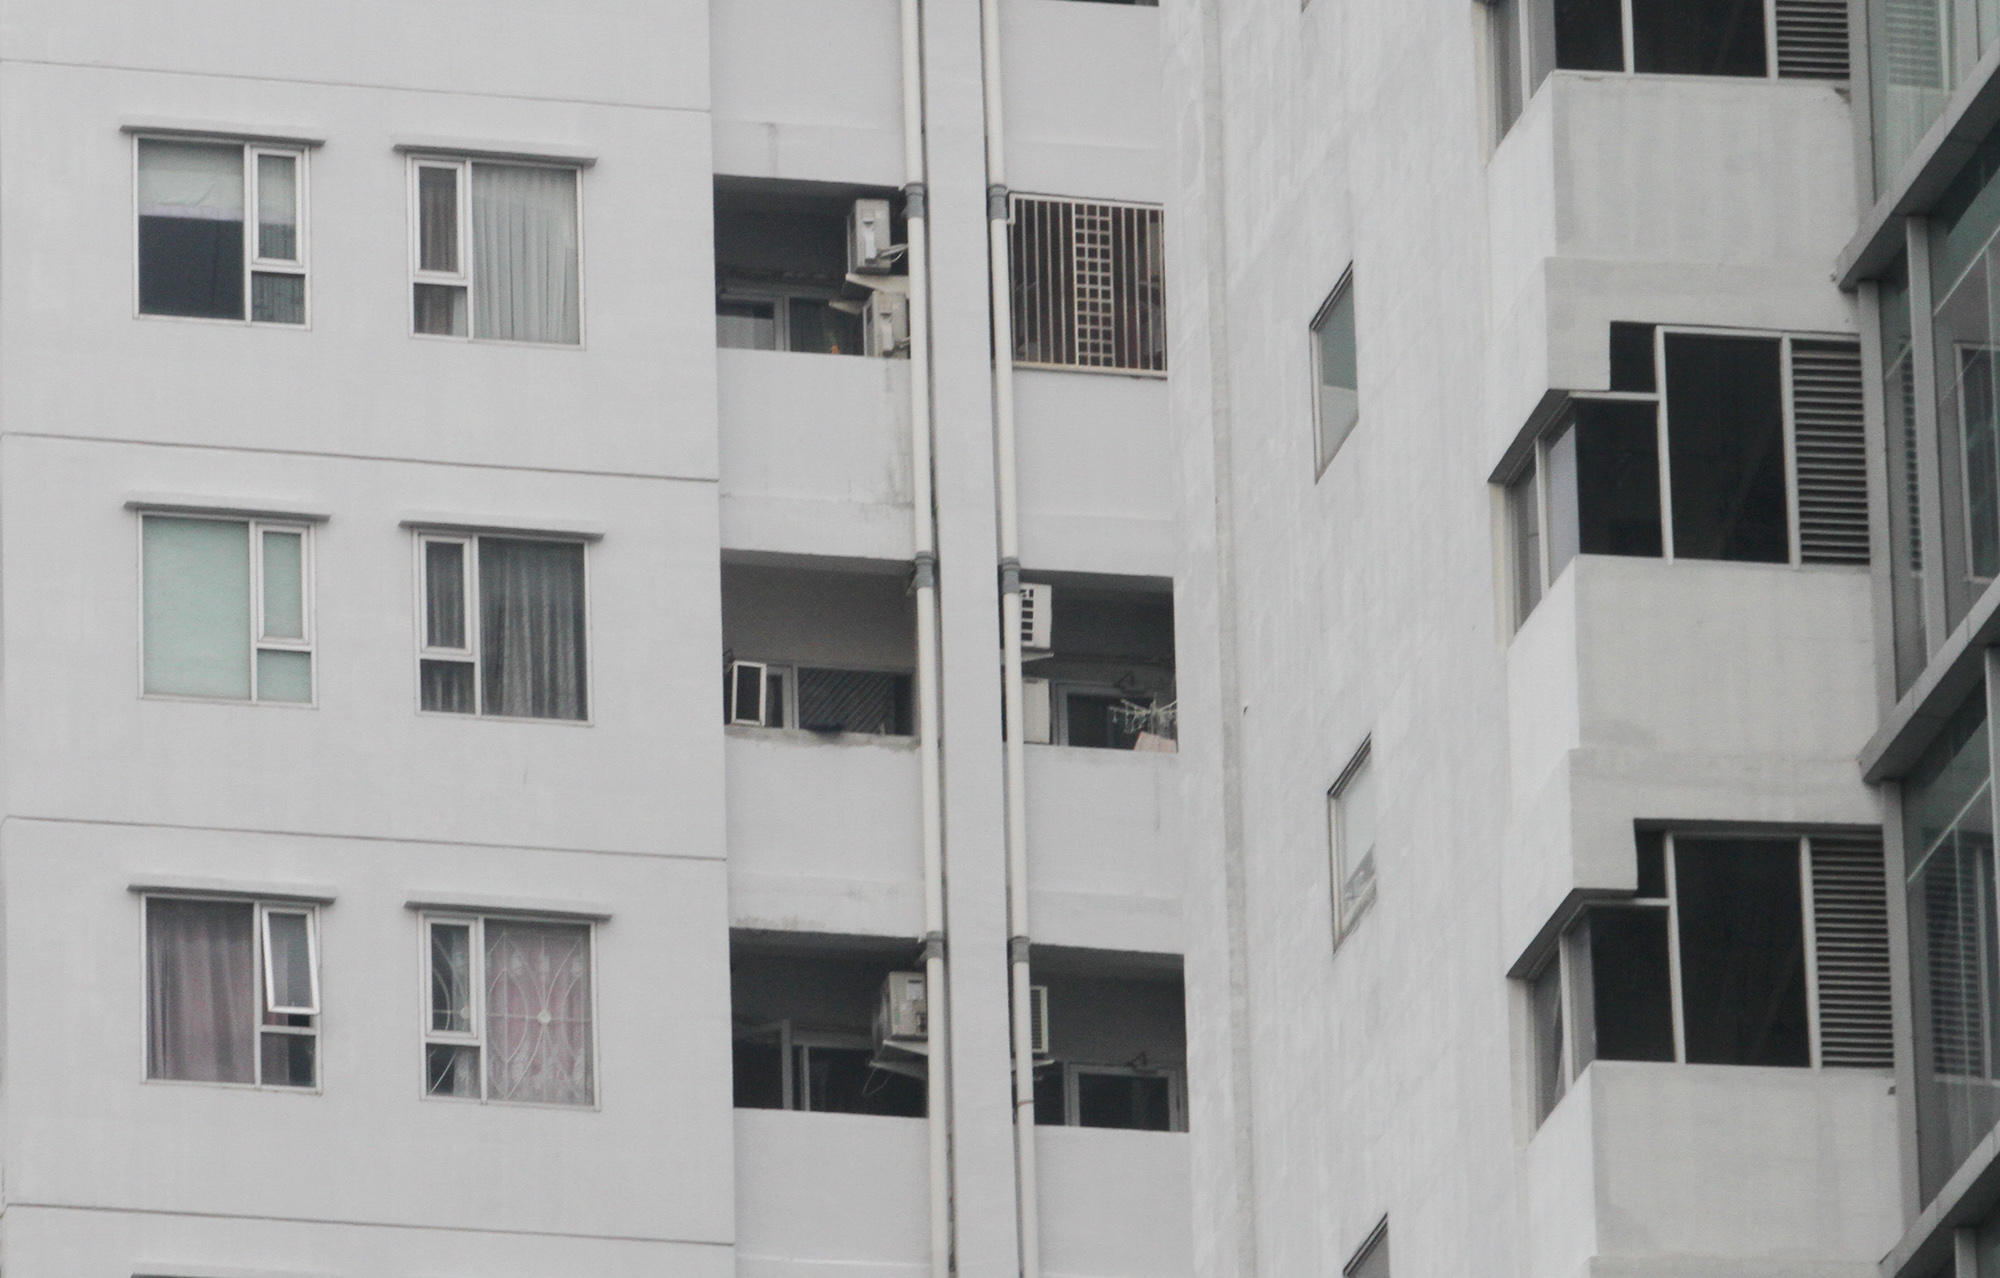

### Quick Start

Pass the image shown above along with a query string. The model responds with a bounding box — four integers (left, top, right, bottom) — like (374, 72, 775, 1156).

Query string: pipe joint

(911, 551, 938, 593)
(988, 184, 1010, 221)
(999, 557, 1021, 595)
(1009, 935, 1032, 964)
(922, 931, 946, 962)
(904, 182, 927, 220)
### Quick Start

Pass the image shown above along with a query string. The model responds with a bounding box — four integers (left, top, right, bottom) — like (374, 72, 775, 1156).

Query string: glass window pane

(143, 517, 252, 699)
(1531, 959, 1566, 1123)
(471, 163, 579, 344)
(261, 530, 304, 639)
(147, 897, 257, 1083)
(1573, 401, 1664, 558)
(251, 272, 304, 325)
(1664, 334, 1788, 563)
(1034, 1062, 1068, 1125)
(1074, 1071, 1172, 1131)
(1673, 838, 1811, 1067)
(1508, 469, 1542, 627)
(1554, 0, 1624, 70)
(1872, 0, 1955, 194)
(1934, 249, 2000, 627)
(418, 166, 460, 273)
(1588, 906, 1676, 1062)
(1545, 422, 1581, 577)
(256, 650, 312, 703)
(263, 911, 315, 1011)
(1314, 282, 1360, 468)
(1631, 0, 1766, 75)
(430, 923, 473, 1033)
(1609, 323, 1657, 392)
(255, 154, 298, 261)
(1348, 1230, 1390, 1278)
(786, 297, 864, 355)
(1337, 752, 1376, 886)
(426, 1042, 480, 1096)
(479, 539, 588, 720)
(421, 659, 477, 714)
(717, 298, 778, 350)
(414, 283, 468, 336)
(484, 920, 593, 1105)
(137, 139, 245, 320)
(1636, 830, 1668, 897)
(424, 541, 467, 649)
(795, 1045, 925, 1117)
(732, 1036, 785, 1109)
(259, 1031, 316, 1088)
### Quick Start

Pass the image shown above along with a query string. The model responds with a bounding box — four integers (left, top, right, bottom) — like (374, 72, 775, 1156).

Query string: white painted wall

(1036, 1128, 1194, 1278)
(709, 0, 905, 186)
(734, 1109, 931, 1278)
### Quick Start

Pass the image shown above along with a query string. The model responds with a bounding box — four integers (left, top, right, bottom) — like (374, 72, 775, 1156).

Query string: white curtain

(137, 139, 242, 221)
(143, 517, 251, 699)
(147, 898, 256, 1083)
(485, 920, 593, 1105)
(479, 538, 588, 720)
(472, 164, 580, 344)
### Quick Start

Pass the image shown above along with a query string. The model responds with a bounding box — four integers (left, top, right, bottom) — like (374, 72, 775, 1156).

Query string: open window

(1504, 323, 1867, 628)
(1019, 575, 1176, 751)
(1029, 947, 1187, 1132)
(722, 558, 917, 736)
(144, 896, 320, 1089)
(1329, 740, 1377, 945)
(731, 931, 928, 1118)
(1527, 826, 1892, 1126)
(715, 179, 907, 358)
(135, 136, 309, 325)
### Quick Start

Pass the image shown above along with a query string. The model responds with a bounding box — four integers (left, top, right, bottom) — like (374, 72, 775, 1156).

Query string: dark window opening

(1632, 0, 1767, 76)
(722, 561, 917, 737)
(1570, 401, 1666, 557)
(730, 933, 928, 1119)
(714, 179, 904, 358)
(1555, 0, 1625, 70)
(1609, 323, 1657, 392)
(1586, 907, 1677, 1063)
(1030, 578, 1177, 751)
(1030, 947, 1186, 1132)
(1674, 837, 1811, 1067)
(1664, 334, 1789, 563)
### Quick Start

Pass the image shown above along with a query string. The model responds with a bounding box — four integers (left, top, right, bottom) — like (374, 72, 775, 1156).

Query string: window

(1871, 0, 1996, 194)
(410, 158, 580, 345)
(1903, 683, 1999, 1202)
(417, 534, 588, 721)
(424, 915, 594, 1106)
(141, 515, 314, 704)
(1505, 325, 1868, 627)
(725, 661, 913, 735)
(1312, 275, 1360, 473)
(145, 897, 319, 1088)
(1329, 741, 1377, 943)
(1009, 195, 1166, 374)
(136, 137, 307, 324)
(1033, 1062, 1186, 1131)
(1530, 827, 1892, 1124)
(729, 938, 927, 1117)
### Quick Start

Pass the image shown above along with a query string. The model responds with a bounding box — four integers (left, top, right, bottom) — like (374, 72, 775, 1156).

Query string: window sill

(142, 1076, 321, 1097)
(141, 692, 316, 710)
(409, 331, 584, 351)
(134, 311, 310, 331)
(415, 708, 592, 727)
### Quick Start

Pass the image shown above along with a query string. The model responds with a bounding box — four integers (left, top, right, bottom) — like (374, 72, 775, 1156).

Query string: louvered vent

(1009, 195, 1166, 375)
(1794, 339, 1869, 565)
(1881, 0, 1946, 91)
(1811, 833, 1894, 1069)
(1775, 0, 1851, 79)
(1903, 359, 1922, 572)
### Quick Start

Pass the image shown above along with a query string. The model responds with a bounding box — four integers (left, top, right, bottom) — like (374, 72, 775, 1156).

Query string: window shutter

(1774, 0, 1851, 79)
(1009, 195, 1166, 374)
(1811, 833, 1894, 1069)
(1792, 339, 1869, 565)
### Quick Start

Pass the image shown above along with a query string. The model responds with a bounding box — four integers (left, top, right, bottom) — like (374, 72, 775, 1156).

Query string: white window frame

(138, 513, 317, 707)
(1523, 0, 1789, 81)
(1059, 1061, 1188, 1132)
(133, 136, 310, 327)
(413, 531, 592, 723)
(1329, 738, 1377, 945)
(1310, 270, 1359, 477)
(419, 911, 600, 1108)
(141, 894, 322, 1091)
(406, 155, 586, 347)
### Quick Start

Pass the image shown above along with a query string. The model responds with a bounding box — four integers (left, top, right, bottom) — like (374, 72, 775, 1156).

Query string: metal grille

(1903, 357, 1923, 572)
(1775, 0, 1851, 79)
(1793, 339, 1869, 565)
(1810, 834, 1894, 1069)
(797, 667, 911, 735)
(1010, 195, 1166, 375)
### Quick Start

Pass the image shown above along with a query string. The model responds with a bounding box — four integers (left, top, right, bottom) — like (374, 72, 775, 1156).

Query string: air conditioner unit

(1029, 984, 1050, 1057)
(875, 971, 928, 1052)
(1020, 582, 1052, 653)
(727, 660, 769, 726)
(849, 198, 896, 273)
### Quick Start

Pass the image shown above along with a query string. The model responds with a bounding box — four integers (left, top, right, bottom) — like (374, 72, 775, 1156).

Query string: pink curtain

(485, 920, 593, 1104)
(147, 898, 256, 1083)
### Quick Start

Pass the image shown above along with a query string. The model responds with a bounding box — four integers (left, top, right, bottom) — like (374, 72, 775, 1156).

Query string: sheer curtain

(485, 920, 593, 1105)
(147, 898, 256, 1083)
(143, 516, 252, 700)
(472, 164, 579, 344)
(479, 538, 588, 720)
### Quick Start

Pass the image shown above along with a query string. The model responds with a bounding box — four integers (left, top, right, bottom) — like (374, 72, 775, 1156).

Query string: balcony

(734, 1108, 929, 1277)
(1038, 1127, 1193, 1277)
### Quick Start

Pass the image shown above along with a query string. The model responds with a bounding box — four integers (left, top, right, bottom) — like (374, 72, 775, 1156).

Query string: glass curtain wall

(1906, 681, 2000, 1202)
(1931, 133, 2000, 633)
(1873, 0, 2000, 194)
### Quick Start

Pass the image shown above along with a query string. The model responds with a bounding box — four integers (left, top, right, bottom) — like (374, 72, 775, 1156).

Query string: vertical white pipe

(977, 0, 1040, 1272)
(898, 0, 950, 1272)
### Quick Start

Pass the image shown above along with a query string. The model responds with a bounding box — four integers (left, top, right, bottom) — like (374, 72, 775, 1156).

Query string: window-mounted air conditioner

(831, 273, 909, 359)
(1029, 984, 1050, 1057)
(728, 660, 771, 726)
(1020, 582, 1052, 653)
(875, 970, 928, 1051)
(849, 198, 896, 274)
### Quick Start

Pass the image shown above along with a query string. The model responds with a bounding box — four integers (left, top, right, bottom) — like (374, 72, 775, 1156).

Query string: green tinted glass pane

(261, 530, 304, 639)
(256, 649, 312, 703)
(143, 517, 251, 699)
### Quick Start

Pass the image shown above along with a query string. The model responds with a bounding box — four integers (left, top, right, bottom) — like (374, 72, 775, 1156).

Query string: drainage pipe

(897, 0, 950, 1272)
(976, 0, 1041, 1271)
